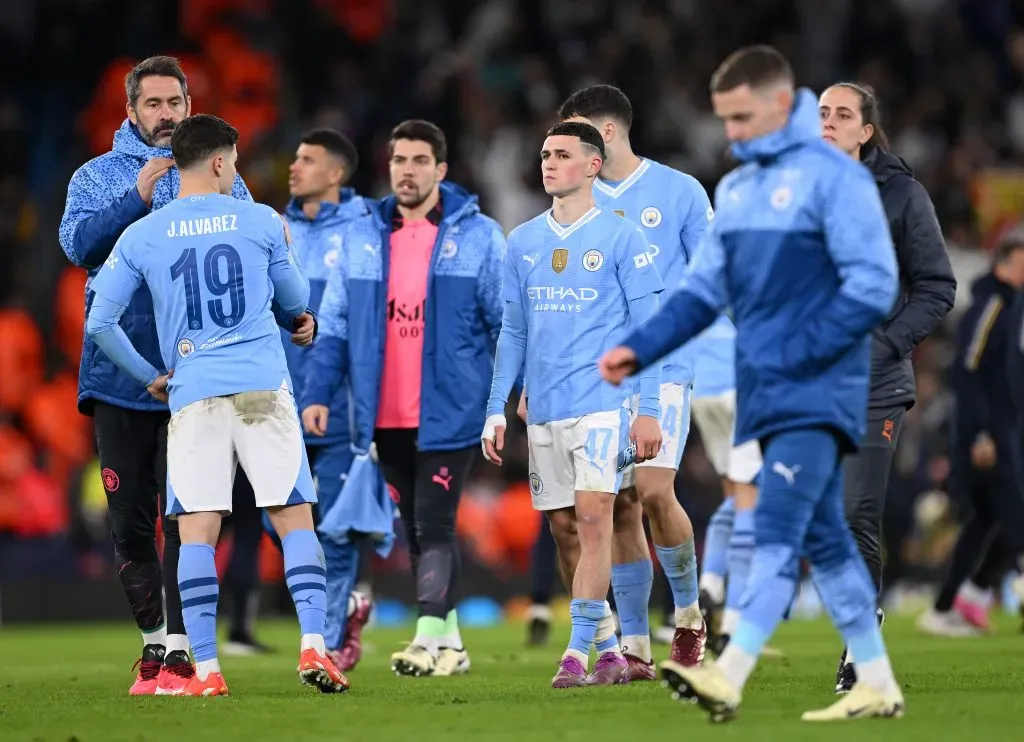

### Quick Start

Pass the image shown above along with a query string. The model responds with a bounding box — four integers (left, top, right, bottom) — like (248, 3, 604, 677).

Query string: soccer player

(599, 46, 905, 722)
(84, 114, 348, 696)
(689, 319, 763, 655)
(482, 120, 665, 688)
(819, 82, 956, 690)
(917, 235, 1024, 637)
(304, 120, 505, 677)
(279, 128, 374, 671)
(553, 85, 708, 679)
(57, 55, 278, 695)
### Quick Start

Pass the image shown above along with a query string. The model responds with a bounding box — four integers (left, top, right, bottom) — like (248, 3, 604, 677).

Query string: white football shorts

(691, 389, 762, 484)
(620, 382, 692, 489)
(166, 382, 317, 516)
(527, 406, 631, 511)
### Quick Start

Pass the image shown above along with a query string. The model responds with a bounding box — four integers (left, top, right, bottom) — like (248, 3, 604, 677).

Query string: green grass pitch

(1, 615, 1022, 741)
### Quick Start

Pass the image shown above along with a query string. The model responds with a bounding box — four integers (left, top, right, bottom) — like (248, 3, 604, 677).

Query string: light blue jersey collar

(729, 88, 821, 164)
(545, 206, 600, 239)
(594, 158, 651, 198)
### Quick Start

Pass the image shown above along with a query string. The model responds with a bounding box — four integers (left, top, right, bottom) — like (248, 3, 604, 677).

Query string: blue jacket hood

(112, 119, 171, 160)
(284, 187, 370, 224)
(375, 180, 480, 227)
(730, 88, 821, 163)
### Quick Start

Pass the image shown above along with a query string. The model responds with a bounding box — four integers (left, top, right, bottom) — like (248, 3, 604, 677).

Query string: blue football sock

(322, 537, 361, 649)
(177, 543, 220, 663)
(283, 529, 328, 637)
(730, 544, 799, 656)
(654, 538, 699, 610)
(611, 559, 653, 639)
(726, 508, 755, 615)
(568, 599, 605, 655)
(702, 497, 734, 582)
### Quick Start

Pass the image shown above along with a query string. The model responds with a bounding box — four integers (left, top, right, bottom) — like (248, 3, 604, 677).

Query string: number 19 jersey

(90, 193, 309, 414)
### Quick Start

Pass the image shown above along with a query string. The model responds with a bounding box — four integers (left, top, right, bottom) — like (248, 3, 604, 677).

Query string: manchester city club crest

(582, 249, 604, 272)
(440, 239, 458, 259)
(529, 473, 543, 496)
(770, 185, 793, 210)
(552, 248, 568, 274)
(177, 338, 195, 357)
(641, 206, 662, 228)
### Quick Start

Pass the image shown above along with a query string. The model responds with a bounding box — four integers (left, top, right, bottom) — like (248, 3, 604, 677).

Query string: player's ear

(126, 101, 137, 125)
(436, 161, 448, 182)
(185, 95, 193, 118)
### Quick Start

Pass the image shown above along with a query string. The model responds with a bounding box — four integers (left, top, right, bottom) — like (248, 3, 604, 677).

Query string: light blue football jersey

(499, 207, 664, 424)
(89, 193, 309, 414)
(592, 158, 715, 385)
(691, 315, 736, 398)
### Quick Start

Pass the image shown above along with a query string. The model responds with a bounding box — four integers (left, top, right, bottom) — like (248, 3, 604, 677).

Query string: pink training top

(376, 213, 437, 428)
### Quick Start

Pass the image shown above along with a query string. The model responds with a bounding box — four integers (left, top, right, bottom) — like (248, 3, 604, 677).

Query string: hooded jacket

(58, 119, 251, 414)
(861, 148, 956, 410)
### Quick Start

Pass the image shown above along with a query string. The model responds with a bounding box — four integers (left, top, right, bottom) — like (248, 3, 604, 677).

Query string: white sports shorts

(527, 406, 631, 511)
(620, 382, 692, 489)
(165, 383, 317, 516)
(691, 389, 762, 485)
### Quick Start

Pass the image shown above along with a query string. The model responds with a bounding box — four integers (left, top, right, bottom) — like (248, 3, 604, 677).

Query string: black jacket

(1007, 289, 1024, 419)
(951, 273, 1019, 470)
(863, 148, 956, 409)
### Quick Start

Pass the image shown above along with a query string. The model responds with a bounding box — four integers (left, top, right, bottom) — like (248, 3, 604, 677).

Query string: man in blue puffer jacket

(278, 128, 372, 672)
(304, 120, 505, 678)
(600, 46, 905, 723)
(58, 56, 312, 695)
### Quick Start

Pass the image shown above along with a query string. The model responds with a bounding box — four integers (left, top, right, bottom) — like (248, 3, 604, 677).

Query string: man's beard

(138, 118, 177, 147)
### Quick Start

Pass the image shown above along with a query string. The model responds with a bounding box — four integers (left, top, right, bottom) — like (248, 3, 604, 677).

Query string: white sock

(847, 646, 855, 664)
(717, 643, 756, 693)
(855, 654, 899, 695)
(301, 633, 327, 655)
(675, 601, 704, 630)
(721, 608, 740, 636)
(412, 635, 440, 657)
(959, 580, 992, 607)
(529, 603, 553, 622)
(165, 633, 190, 657)
(441, 625, 463, 650)
(195, 658, 221, 681)
(621, 634, 652, 663)
(141, 623, 167, 648)
(699, 573, 725, 604)
(563, 648, 588, 668)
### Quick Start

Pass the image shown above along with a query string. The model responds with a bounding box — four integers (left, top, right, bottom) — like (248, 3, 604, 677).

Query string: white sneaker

(434, 647, 470, 676)
(916, 608, 982, 637)
(802, 682, 905, 722)
(660, 658, 741, 723)
(390, 643, 436, 677)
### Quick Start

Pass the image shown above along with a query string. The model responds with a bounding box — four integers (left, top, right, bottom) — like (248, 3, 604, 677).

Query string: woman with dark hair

(819, 82, 957, 693)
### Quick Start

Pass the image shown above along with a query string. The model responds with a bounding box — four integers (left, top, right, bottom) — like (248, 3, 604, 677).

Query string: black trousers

(94, 402, 184, 636)
(374, 428, 476, 620)
(843, 405, 906, 593)
(935, 462, 1024, 611)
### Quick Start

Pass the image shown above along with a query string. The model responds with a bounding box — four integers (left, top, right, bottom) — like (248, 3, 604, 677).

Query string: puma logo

(522, 253, 539, 266)
(771, 461, 801, 486)
(294, 596, 313, 607)
(432, 466, 453, 491)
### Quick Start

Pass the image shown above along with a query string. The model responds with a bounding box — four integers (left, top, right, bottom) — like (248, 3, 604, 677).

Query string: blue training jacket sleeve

(59, 166, 148, 270)
(625, 219, 726, 372)
(628, 292, 662, 417)
(85, 238, 159, 386)
(302, 243, 348, 409)
(785, 166, 899, 375)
